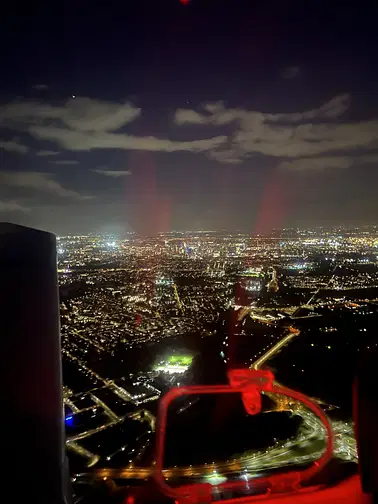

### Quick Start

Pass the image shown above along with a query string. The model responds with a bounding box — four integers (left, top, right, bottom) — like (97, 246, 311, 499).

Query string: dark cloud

(0, 200, 30, 213)
(0, 97, 141, 131)
(174, 95, 378, 165)
(49, 160, 79, 165)
(36, 150, 60, 156)
(93, 169, 132, 177)
(0, 139, 28, 153)
(0, 171, 93, 200)
(1, 97, 226, 154)
(278, 155, 378, 172)
(28, 125, 227, 153)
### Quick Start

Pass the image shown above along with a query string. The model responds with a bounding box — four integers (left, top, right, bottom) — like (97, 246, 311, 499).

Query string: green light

(167, 355, 193, 366)
(153, 354, 193, 372)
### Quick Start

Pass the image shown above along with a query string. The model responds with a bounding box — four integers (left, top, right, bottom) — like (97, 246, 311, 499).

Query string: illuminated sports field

(167, 355, 192, 366)
(154, 355, 193, 373)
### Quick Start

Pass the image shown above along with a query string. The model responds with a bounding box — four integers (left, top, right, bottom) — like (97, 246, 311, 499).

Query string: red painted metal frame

(152, 369, 334, 504)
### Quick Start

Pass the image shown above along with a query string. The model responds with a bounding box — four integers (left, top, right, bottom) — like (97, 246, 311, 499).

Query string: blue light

(65, 415, 74, 426)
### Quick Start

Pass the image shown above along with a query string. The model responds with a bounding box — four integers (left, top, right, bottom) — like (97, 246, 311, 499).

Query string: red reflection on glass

(153, 369, 335, 503)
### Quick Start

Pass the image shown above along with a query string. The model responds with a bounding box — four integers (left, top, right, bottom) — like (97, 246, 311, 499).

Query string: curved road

(79, 324, 356, 482)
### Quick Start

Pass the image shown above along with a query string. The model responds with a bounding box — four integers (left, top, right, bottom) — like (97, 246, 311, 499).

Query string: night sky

(1, 1, 378, 235)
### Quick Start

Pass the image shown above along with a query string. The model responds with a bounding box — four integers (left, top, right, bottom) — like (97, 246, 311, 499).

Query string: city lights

(56, 227, 374, 487)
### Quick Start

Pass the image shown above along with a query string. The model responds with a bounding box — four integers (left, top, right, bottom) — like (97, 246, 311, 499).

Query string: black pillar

(354, 344, 378, 502)
(0, 223, 70, 504)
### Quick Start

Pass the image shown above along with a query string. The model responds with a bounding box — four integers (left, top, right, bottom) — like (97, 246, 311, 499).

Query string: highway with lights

(251, 326, 300, 370)
(82, 405, 356, 482)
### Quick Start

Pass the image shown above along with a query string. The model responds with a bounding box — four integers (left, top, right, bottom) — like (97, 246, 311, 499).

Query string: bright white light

(155, 364, 187, 374)
(106, 241, 116, 248)
(206, 473, 227, 485)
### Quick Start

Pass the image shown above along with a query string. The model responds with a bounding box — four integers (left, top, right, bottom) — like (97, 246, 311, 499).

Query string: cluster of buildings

(59, 227, 378, 477)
